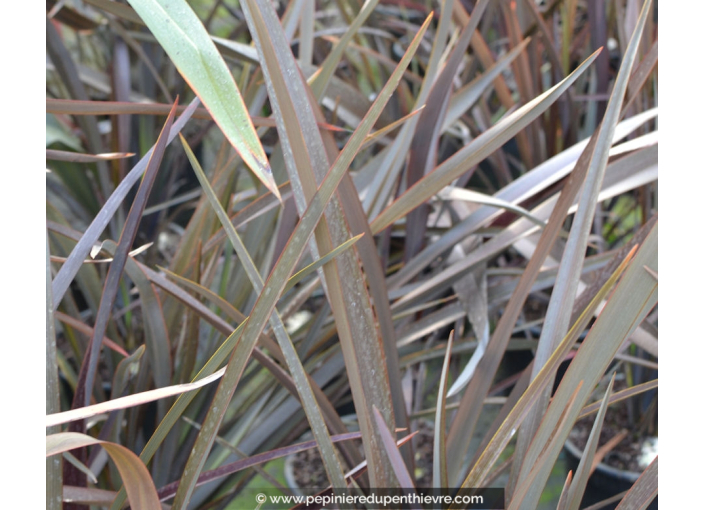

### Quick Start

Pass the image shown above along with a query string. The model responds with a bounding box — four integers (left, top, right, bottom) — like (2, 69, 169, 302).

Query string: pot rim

(563, 437, 642, 483)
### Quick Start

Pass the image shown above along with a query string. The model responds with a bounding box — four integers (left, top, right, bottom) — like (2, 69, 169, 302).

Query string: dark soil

(412, 420, 435, 487)
(292, 445, 329, 488)
(290, 420, 436, 489)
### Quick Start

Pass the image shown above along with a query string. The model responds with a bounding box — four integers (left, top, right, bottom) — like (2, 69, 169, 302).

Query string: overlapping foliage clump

(46, 0, 658, 508)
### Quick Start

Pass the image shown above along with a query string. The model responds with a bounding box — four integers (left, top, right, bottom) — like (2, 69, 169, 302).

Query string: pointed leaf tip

(126, 0, 276, 199)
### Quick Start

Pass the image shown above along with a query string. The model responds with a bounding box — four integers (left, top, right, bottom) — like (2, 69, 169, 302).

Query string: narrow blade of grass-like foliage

(202, 182, 293, 252)
(158, 268, 248, 324)
(514, 222, 657, 508)
(47, 433, 160, 510)
(62, 452, 97, 484)
(582, 491, 630, 510)
(46, 149, 135, 162)
(361, 0, 454, 218)
(97, 240, 172, 418)
(63, 486, 119, 506)
(169, 17, 433, 506)
(623, 39, 658, 116)
(566, 375, 617, 510)
(125, 0, 278, 199)
(404, 0, 490, 259)
(443, 38, 532, 131)
(591, 431, 630, 475)
(46, 368, 225, 427)
(614, 457, 658, 510)
(556, 471, 574, 510)
(369, 48, 601, 234)
(308, 0, 380, 100)
(179, 134, 347, 488)
(372, 407, 420, 507)
(456, 244, 637, 492)
(51, 98, 199, 307)
(284, 233, 364, 293)
(360, 107, 425, 149)
(46, 99, 345, 132)
(46, 234, 62, 510)
(577, 380, 658, 420)
(79, 100, 177, 408)
(513, 0, 653, 490)
(507, 383, 584, 510)
(433, 331, 454, 488)
(337, 174, 414, 466)
(437, 187, 547, 228)
(111, 345, 145, 400)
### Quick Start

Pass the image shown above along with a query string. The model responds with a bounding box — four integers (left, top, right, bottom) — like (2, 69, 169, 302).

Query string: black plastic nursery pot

(563, 438, 657, 510)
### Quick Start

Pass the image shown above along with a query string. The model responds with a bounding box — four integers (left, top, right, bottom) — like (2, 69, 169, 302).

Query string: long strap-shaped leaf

(78, 100, 177, 408)
(46, 368, 225, 427)
(372, 407, 422, 510)
(433, 331, 454, 488)
(240, 0, 430, 485)
(404, 0, 490, 260)
(47, 433, 160, 510)
(308, 0, 380, 100)
(157, 431, 367, 501)
(565, 375, 618, 510)
(169, 16, 433, 509)
(125, 0, 278, 199)
(46, 234, 62, 510)
(512, 0, 654, 495)
(614, 457, 658, 510)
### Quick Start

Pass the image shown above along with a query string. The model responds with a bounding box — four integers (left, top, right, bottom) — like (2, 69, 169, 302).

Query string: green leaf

(566, 374, 618, 510)
(283, 233, 364, 293)
(125, 0, 278, 199)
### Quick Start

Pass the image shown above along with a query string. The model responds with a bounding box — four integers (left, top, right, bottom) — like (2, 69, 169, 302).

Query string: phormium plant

(46, 0, 658, 509)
